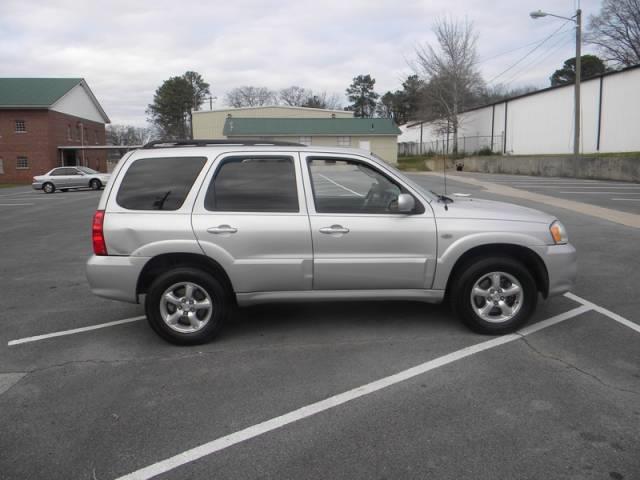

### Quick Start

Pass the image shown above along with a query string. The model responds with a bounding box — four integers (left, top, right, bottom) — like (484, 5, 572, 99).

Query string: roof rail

(142, 139, 304, 149)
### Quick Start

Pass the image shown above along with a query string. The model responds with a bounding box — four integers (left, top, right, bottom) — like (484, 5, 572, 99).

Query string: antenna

(443, 152, 447, 195)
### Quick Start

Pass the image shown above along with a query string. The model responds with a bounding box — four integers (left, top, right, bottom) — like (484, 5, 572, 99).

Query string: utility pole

(530, 7, 582, 158)
(574, 8, 582, 158)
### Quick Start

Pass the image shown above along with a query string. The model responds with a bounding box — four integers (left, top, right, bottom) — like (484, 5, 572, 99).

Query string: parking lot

(450, 171, 640, 214)
(1, 175, 639, 480)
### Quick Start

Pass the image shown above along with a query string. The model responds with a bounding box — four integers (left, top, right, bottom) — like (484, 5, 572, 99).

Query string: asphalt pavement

(0, 177, 639, 480)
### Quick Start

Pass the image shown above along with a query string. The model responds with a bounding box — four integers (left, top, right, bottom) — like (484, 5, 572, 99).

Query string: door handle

(207, 225, 238, 234)
(319, 225, 350, 234)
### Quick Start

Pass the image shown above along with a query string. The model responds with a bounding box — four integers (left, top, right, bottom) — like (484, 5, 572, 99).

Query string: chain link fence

(399, 135, 503, 157)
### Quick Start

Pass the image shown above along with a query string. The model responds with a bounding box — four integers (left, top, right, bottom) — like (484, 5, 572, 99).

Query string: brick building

(0, 78, 110, 183)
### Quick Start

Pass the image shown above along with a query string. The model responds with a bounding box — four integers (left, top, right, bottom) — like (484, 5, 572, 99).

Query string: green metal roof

(223, 117, 401, 136)
(0, 78, 82, 107)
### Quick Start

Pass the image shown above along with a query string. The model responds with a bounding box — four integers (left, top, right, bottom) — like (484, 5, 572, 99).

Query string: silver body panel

(32, 167, 110, 191)
(86, 145, 576, 306)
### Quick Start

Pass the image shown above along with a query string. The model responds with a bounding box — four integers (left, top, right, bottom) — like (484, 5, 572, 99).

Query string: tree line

(130, 0, 639, 144)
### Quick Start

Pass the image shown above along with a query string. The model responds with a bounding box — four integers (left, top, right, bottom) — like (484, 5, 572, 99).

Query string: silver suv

(86, 140, 576, 345)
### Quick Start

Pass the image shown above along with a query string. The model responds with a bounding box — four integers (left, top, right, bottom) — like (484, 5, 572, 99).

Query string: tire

(145, 267, 229, 345)
(450, 257, 537, 335)
(43, 182, 55, 194)
(90, 179, 101, 190)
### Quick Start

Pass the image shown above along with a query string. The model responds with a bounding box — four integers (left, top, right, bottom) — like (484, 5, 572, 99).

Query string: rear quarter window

(116, 157, 206, 211)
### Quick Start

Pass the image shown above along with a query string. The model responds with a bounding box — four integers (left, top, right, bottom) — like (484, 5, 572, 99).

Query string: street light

(530, 7, 582, 157)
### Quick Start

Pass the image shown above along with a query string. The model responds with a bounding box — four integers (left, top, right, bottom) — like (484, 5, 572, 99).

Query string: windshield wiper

(430, 191, 453, 204)
(153, 190, 172, 210)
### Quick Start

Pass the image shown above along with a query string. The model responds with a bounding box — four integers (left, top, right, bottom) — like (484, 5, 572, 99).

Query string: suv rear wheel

(450, 257, 537, 334)
(145, 267, 228, 345)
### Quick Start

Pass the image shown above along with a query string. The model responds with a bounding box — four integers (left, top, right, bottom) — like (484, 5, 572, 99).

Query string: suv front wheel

(145, 268, 228, 345)
(450, 257, 537, 334)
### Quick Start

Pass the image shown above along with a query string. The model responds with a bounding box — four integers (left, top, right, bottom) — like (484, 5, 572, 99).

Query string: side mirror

(397, 193, 415, 213)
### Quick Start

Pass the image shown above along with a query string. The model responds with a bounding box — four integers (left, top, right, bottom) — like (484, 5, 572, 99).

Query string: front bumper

(86, 255, 149, 303)
(539, 243, 577, 297)
(32, 182, 43, 190)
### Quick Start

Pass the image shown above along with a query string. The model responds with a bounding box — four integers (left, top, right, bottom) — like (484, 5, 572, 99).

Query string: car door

(301, 153, 437, 290)
(68, 167, 86, 188)
(191, 152, 313, 293)
(50, 167, 74, 188)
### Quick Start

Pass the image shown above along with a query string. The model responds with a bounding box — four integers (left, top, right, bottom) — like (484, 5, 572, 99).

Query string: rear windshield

(116, 157, 206, 211)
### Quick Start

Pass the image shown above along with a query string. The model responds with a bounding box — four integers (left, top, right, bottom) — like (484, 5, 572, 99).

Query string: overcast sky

(1, 0, 601, 126)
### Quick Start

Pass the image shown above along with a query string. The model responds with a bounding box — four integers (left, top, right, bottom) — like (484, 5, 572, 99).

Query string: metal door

(301, 153, 437, 290)
(192, 152, 313, 293)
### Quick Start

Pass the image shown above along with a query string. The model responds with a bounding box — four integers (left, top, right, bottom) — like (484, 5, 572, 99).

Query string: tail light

(92, 210, 108, 256)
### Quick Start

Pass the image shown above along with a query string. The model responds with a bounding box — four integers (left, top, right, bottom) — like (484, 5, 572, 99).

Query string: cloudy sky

(1, 0, 601, 126)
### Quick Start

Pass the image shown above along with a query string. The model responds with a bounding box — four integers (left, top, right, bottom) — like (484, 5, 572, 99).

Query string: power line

(474, 31, 573, 66)
(487, 20, 572, 84)
(499, 31, 575, 87)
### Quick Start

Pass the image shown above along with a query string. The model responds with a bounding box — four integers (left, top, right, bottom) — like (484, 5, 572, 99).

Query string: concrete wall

(193, 106, 353, 139)
(448, 155, 640, 182)
(401, 66, 640, 156)
(230, 135, 398, 164)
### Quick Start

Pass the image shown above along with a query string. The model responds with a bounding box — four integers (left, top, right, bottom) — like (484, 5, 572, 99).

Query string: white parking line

(318, 174, 366, 197)
(0, 191, 33, 197)
(7, 316, 146, 346)
(557, 191, 640, 195)
(612, 198, 640, 201)
(0, 203, 35, 206)
(513, 185, 640, 190)
(565, 292, 640, 334)
(114, 305, 591, 480)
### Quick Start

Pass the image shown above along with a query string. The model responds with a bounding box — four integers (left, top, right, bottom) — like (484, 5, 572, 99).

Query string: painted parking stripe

(318, 174, 366, 197)
(0, 191, 33, 197)
(557, 191, 640, 195)
(611, 198, 640, 201)
(0, 203, 35, 206)
(114, 305, 590, 480)
(564, 292, 640, 334)
(7, 316, 146, 346)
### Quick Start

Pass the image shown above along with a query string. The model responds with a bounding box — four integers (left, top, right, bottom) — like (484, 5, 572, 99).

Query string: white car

(32, 166, 110, 193)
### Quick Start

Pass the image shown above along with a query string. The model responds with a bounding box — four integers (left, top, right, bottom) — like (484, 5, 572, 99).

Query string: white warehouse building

(400, 64, 640, 156)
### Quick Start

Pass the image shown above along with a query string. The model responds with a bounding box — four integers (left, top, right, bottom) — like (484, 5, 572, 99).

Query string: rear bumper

(540, 243, 577, 297)
(86, 255, 149, 303)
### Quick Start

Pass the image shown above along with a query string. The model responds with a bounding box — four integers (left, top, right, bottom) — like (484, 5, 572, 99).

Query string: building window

(76, 126, 80, 140)
(67, 125, 72, 140)
(337, 136, 351, 146)
(299, 136, 312, 146)
(15, 120, 26, 133)
(0, 158, 4, 175)
(16, 157, 29, 169)
(94, 130, 98, 144)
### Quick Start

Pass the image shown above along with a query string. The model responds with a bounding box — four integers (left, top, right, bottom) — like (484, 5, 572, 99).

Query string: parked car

(32, 166, 110, 193)
(86, 140, 576, 345)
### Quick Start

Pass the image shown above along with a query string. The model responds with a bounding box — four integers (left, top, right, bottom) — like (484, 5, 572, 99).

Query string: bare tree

(279, 86, 312, 106)
(106, 124, 153, 155)
(224, 86, 277, 107)
(587, 0, 640, 67)
(414, 17, 483, 153)
(302, 91, 342, 110)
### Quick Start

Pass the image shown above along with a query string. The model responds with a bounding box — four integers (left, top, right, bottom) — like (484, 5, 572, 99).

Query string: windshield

(78, 167, 99, 174)
(369, 153, 437, 201)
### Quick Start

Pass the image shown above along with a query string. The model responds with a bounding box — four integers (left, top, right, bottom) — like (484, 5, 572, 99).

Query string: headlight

(549, 220, 568, 244)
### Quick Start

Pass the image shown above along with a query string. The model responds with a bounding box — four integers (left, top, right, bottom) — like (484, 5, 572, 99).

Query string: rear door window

(116, 157, 206, 210)
(204, 157, 299, 212)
